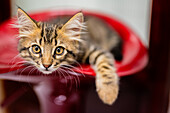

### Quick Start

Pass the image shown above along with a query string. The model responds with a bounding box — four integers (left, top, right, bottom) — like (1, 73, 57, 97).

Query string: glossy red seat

(0, 10, 148, 76)
(0, 10, 148, 113)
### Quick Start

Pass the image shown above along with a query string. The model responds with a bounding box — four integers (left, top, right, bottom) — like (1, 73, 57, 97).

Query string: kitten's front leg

(89, 49, 119, 105)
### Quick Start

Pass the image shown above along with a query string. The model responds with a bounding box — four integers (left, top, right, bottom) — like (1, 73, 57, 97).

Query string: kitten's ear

(17, 8, 37, 34)
(61, 12, 85, 37)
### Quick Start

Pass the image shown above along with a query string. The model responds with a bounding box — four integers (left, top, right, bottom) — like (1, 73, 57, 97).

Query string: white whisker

(60, 65, 81, 89)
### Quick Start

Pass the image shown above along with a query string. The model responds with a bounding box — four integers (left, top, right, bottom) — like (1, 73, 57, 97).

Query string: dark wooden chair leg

(146, 0, 170, 113)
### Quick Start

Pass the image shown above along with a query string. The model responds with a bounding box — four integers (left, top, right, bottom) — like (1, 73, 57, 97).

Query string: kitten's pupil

(35, 46, 39, 51)
(57, 48, 61, 53)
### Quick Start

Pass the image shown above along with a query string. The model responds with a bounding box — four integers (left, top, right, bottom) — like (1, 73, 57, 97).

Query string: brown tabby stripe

(102, 74, 107, 77)
(85, 48, 97, 63)
(41, 23, 44, 37)
(54, 25, 58, 38)
(39, 38, 42, 45)
(66, 49, 76, 58)
(93, 51, 105, 65)
(97, 61, 113, 67)
(19, 47, 30, 53)
(102, 75, 112, 79)
(28, 50, 35, 59)
(103, 81, 113, 85)
(101, 65, 110, 69)
(54, 38, 57, 45)
(97, 64, 112, 72)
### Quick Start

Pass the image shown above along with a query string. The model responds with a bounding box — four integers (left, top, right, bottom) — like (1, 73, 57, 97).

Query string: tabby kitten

(17, 8, 123, 105)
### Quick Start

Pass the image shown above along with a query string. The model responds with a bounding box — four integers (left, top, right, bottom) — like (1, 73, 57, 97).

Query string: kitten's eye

(55, 47, 64, 55)
(32, 45, 41, 54)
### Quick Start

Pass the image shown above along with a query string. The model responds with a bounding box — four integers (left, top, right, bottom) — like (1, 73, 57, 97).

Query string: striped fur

(16, 8, 123, 105)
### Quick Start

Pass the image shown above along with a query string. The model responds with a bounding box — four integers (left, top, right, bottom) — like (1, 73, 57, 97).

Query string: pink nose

(43, 64, 51, 68)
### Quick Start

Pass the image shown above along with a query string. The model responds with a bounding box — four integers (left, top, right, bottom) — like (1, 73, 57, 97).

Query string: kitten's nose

(43, 64, 51, 68)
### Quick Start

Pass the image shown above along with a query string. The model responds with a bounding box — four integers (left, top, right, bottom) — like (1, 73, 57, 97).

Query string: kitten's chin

(38, 68, 55, 74)
(41, 71, 53, 74)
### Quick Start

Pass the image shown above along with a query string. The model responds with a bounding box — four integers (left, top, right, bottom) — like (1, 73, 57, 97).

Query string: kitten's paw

(96, 79, 119, 105)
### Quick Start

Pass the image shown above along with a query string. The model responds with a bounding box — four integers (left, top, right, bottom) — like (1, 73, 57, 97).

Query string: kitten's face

(17, 8, 84, 74)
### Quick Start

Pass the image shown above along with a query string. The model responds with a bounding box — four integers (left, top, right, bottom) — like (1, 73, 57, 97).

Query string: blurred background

(10, 0, 151, 46)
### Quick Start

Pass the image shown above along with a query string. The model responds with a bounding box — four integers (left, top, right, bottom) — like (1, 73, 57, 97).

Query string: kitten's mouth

(35, 64, 57, 74)
(37, 67, 56, 74)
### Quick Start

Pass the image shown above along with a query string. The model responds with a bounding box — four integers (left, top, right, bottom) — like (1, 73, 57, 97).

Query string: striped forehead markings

(39, 37, 57, 46)
(41, 23, 44, 37)
(45, 25, 54, 41)
(40, 23, 58, 44)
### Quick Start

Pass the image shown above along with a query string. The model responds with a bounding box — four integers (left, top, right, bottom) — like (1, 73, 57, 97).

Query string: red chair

(0, 10, 148, 113)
